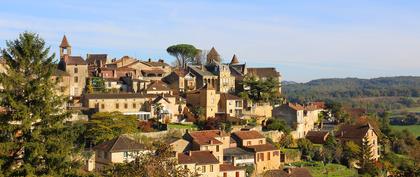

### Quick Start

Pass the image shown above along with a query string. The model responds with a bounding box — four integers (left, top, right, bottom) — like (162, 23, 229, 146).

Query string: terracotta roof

(220, 93, 242, 100)
(336, 123, 375, 143)
(141, 68, 165, 75)
(93, 135, 145, 152)
(60, 35, 70, 48)
(146, 81, 170, 91)
(288, 103, 305, 111)
(305, 131, 329, 144)
(140, 59, 170, 67)
(246, 143, 278, 152)
(188, 130, 226, 145)
(230, 54, 239, 64)
(288, 168, 313, 177)
(220, 163, 244, 172)
(247, 67, 280, 77)
(177, 151, 219, 165)
(173, 69, 189, 77)
(232, 131, 265, 140)
(263, 170, 288, 177)
(66, 56, 87, 65)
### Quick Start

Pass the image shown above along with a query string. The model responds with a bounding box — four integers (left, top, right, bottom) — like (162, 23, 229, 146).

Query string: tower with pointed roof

(230, 54, 239, 65)
(206, 47, 221, 64)
(60, 35, 71, 59)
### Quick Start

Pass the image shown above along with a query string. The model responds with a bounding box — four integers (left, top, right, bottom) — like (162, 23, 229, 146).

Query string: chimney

(209, 140, 213, 144)
(148, 58, 152, 62)
(287, 168, 292, 174)
(188, 151, 192, 156)
(158, 59, 164, 63)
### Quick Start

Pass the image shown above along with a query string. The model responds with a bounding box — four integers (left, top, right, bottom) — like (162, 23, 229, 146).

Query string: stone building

(57, 35, 88, 97)
(336, 123, 380, 160)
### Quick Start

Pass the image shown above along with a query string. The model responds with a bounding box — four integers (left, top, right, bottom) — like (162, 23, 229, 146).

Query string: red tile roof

(220, 93, 242, 100)
(66, 56, 87, 65)
(146, 81, 170, 91)
(232, 131, 265, 140)
(177, 151, 219, 165)
(60, 35, 70, 48)
(230, 54, 239, 64)
(305, 131, 329, 144)
(188, 130, 226, 145)
(220, 163, 244, 172)
(336, 123, 376, 143)
(245, 143, 278, 152)
(288, 103, 305, 111)
(247, 67, 280, 77)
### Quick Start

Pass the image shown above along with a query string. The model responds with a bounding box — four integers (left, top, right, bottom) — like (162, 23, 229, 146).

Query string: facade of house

(93, 135, 147, 171)
(336, 123, 380, 160)
(232, 131, 280, 174)
(273, 102, 325, 139)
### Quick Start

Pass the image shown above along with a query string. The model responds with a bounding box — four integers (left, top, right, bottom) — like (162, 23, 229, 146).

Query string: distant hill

(283, 76, 420, 103)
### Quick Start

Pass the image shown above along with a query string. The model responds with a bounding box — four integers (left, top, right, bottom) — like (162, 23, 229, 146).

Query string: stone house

(232, 131, 280, 174)
(93, 135, 147, 171)
(336, 123, 380, 160)
(184, 130, 231, 163)
(163, 69, 196, 92)
(57, 35, 88, 97)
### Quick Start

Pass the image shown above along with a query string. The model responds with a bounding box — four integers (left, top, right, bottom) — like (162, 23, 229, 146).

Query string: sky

(0, 0, 420, 82)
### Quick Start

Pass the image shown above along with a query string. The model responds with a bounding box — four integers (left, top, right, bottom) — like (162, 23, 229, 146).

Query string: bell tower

(59, 35, 71, 59)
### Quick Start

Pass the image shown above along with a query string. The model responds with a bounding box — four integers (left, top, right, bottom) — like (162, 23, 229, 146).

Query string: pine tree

(358, 137, 378, 176)
(0, 32, 82, 176)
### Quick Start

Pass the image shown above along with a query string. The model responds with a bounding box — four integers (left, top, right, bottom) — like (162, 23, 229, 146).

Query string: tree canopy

(239, 76, 280, 104)
(0, 32, 83, 176)
(166, 44, 199, 68)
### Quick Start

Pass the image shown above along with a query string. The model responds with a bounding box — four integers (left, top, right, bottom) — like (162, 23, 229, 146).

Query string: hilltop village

(0, 35, 383, 177)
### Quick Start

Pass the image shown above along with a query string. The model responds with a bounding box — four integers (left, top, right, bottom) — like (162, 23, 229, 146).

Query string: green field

(291, 161, 358, 177)
(391, 125, 420, 137)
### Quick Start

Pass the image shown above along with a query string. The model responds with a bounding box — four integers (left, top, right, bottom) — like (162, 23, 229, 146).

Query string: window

(247, 141, 251, 146)
(74, 67, 78, 73)
(202, 165, 206, 173)
(236, 172, 240, 177)
(204, 146, 209, 150)
(258, 153, 264, 161)
(267, 152, 271, 160)
(273, 151, 279, 156)
(108, 82, 111, 87)
(123, 152, 128, 158)
(133, 103, 136, 108)
(259, 140, 263, 144)
(230, 109, 233, 113)
(216, 145, 219, 152)
(74, 76, 78, 83)
(223, 172, 227, 177)
(104, 151, 108, 159)
(116, 103, 119, 109)
(184, 165, 187, 169)
(101, 104, 105, 109)
(210, 165, 213, 172)
(124, 103, 128, 109)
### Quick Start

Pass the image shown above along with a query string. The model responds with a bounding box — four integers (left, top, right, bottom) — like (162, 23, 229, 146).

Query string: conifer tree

(0, 32, 82, 176)
(358, 137, 378, 176)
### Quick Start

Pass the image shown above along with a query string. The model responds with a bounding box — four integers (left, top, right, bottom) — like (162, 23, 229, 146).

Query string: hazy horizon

(1, 0, 420, 82)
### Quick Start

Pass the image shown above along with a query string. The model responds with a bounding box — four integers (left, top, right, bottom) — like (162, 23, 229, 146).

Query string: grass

(391, 125, 420, 137)
(291, 161, 358, 177)
(167, 123, 197, 130)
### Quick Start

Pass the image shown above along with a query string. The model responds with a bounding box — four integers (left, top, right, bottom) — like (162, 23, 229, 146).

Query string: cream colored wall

(66, 64, 88, 96)
(196, 164, 220, 177)
(224, 100, 243, 117)
(255, 150, 281, 174)
(249, 104, 272, 118)
(220, 170, 246, 177)
(241, 138, 266, 147)
(150, 97, 184, 123)
(199, 144, 223, 163)
(87, 98, 148, 113)
(170, 139, 189, 153)
(199, 89, 220, 118)
(365, 129, 380, 160)
(218, 65, 235, 93)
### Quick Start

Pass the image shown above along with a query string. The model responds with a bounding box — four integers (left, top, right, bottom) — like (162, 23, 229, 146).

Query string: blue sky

(1, 0, 420, 82)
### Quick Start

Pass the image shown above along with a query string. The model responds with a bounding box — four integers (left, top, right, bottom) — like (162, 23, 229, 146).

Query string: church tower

(59, 35, 71, 59)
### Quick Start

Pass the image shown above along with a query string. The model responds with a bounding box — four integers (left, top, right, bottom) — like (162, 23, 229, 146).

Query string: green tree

(240, 76, 280, 104)
(265, 118, 291, 134)
(342, 141, 361, 167)
(166, 44, 199, 68)
(358, 137, 379, 176)
(278, 134, 294, 148)
(297, 138, 315, 160)
(0, 32, 82, 176)
(86, 111, 138, 145)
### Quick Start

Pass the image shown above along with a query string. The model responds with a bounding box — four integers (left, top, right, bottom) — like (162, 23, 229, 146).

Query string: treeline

(283, 76, 420, 103)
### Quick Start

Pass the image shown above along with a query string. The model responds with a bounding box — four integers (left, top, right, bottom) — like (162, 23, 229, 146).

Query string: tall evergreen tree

(0, 32, 81, 176)
(358, 137, 378, 176)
